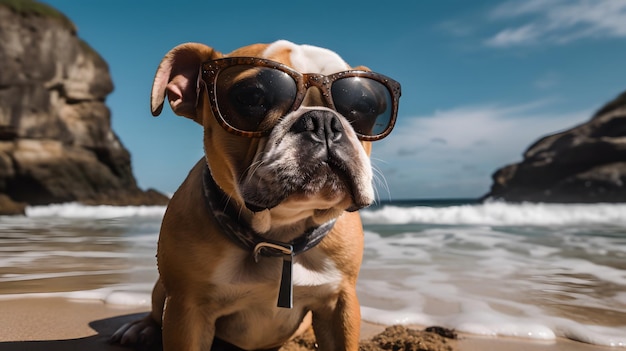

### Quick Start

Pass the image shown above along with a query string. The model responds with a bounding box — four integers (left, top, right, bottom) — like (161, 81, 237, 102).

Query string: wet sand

(0, 298, 611, 351)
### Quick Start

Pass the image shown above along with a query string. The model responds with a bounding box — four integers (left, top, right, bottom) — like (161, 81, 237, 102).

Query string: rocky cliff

(484, 90, 626, 203)
(0, 1, 168, 215)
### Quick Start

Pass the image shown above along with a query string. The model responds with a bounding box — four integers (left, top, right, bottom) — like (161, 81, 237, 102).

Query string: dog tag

(277, 253, 293, 308)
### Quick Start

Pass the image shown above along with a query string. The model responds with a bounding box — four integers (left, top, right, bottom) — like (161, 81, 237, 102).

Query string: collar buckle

(253, 241, 294, 263)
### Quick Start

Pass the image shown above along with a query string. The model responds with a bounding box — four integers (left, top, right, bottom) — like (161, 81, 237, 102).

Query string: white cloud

(379, 100, 587, 157)
(486, 24, 540, 47)
(485, 0, 626, 47)
(373, 101, 591, 199)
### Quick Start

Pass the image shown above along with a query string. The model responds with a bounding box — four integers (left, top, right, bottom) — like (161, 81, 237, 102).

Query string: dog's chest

(211, 249, 342, 348)
(212, 249, 342, 301)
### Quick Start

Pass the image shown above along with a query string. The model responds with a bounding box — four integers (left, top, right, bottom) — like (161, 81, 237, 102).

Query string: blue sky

(43, 0, 626, 200)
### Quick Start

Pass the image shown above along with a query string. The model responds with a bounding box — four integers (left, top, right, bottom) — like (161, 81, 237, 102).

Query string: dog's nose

(290, 109, 344, 144)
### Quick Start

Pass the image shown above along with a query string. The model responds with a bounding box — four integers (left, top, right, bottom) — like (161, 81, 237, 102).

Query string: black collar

(202, 165, 336, 308)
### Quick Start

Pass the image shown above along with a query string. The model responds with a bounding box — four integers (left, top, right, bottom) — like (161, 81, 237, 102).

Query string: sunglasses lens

(331, 77, 393, 138)
(214, 65, 297, 133)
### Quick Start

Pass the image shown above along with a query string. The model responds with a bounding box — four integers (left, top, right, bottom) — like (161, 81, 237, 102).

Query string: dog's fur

(111, 40, 377, 351)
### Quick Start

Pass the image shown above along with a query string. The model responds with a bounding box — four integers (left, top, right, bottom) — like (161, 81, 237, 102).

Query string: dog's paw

(110, 315, 161, 350)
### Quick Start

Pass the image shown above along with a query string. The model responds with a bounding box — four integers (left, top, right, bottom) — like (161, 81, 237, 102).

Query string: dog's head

(151, 40, 400, 233)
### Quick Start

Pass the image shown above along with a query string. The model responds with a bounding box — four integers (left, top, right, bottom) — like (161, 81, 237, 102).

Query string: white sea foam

(361, 201, 626, 226)
(358, 227, 626, 347)
(0, 287, 152, 307)
(24, 203, 166, 219)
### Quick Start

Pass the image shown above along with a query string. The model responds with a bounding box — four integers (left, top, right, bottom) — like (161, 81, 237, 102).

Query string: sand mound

(281, 325, 457, 351)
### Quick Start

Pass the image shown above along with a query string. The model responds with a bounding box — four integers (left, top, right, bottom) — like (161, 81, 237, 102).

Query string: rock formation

(484, 90, 626, 203)
(0, 1, 168, 215)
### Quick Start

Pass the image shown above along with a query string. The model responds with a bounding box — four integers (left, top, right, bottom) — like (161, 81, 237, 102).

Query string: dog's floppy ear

(151, 43, 223, 124)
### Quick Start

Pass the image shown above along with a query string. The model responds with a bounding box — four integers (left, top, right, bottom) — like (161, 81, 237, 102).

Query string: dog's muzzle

(239, 106, 374, 213)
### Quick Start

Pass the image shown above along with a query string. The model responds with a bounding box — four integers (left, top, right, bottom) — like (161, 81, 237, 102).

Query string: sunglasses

(200, 57, 401, 141)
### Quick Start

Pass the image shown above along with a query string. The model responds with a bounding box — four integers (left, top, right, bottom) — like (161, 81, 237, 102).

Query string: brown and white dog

(111, 40, 400, 351)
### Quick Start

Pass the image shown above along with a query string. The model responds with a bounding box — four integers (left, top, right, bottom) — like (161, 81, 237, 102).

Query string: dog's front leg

(162, 295, 216, 351)
(312, 286, 361, 351)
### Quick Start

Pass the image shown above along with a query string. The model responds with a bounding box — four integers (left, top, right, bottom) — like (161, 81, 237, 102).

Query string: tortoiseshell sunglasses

(200, 57, 401, 141)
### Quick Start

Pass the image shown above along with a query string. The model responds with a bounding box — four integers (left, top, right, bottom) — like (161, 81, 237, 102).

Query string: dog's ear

(151, 43, 223, 124)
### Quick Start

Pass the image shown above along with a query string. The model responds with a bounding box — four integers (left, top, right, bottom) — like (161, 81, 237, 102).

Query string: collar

(202, 164, 336, 308)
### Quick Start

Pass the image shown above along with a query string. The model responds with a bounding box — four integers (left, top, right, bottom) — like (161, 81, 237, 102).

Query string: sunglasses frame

(201, 57, 401, 141)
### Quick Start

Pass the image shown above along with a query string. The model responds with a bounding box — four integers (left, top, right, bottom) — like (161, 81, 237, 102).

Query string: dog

(111, 40, 400, 351)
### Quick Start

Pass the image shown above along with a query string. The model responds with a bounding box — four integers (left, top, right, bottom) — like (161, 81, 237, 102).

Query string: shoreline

(0, 298, 614, 351)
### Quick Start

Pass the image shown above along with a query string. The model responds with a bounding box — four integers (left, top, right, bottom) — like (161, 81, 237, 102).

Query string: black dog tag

(277, 253, 293, 308)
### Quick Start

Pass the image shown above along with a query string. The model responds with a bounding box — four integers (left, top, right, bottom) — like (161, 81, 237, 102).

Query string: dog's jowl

(111, 40, 400, 351)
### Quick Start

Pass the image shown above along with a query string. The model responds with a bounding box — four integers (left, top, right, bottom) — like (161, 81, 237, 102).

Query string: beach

(0, 201, 624, 350)
(0, 297, 609, 351)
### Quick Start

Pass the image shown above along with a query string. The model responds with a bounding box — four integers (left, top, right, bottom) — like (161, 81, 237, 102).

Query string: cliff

(484, 90, 626, 203)
(0, 0, 168, 215)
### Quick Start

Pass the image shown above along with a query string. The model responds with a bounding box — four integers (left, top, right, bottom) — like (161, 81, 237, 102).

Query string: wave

(361, 201, 626, 226)
(19, 201, 626, 226)
(0, 286, 153, 307)
(25, 203, 166, 219)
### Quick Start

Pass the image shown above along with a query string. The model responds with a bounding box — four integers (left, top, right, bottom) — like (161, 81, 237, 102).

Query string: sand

(0, 298, 611, 351)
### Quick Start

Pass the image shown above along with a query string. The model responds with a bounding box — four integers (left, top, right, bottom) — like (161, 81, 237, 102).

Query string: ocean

(0, 200, 624, 347)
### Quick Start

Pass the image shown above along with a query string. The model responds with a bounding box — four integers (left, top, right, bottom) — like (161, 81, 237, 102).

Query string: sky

(42, 0, 626, 200)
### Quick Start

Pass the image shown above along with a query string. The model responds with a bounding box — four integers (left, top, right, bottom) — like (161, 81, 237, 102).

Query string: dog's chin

(244, 179, 372, 234)
(312, 198, 354, 222)
(248, 194, 353, 234)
